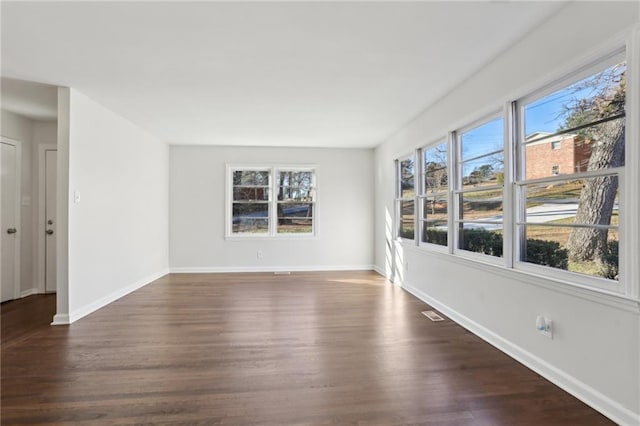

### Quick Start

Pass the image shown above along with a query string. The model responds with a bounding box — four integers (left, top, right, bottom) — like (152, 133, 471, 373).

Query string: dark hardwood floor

(1, 272, 612, 425)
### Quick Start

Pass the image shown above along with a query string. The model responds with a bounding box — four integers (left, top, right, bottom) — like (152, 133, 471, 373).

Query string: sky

(404, 62, 625, 183)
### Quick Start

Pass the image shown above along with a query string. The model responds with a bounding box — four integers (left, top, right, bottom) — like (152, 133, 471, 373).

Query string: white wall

(374, 2, 639, 424)
(170, 146, 374, 271)
(1, 110, 34, 294)
(1, 109, 57, 295)
(60, 88, 169, 323)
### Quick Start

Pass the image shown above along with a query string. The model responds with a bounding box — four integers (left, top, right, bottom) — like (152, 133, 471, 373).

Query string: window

(419, 141, 448, 246)
(227, 166, 316, 237)
(391, 48, 631, 296)
(455, 116, 505, 258)
(396, 156, 415, 240)
(516, 55, 625, 284)
(276, 170, 314, 234)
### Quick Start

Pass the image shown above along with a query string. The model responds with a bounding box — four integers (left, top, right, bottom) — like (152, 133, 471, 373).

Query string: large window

(396, 156, 415, 240)
(516, 55, 625, 284)
(227, 166, 316, 237)
(392, 49, 631, 295)
(419, 141, 448, 247)
(455, 116, 505, 258)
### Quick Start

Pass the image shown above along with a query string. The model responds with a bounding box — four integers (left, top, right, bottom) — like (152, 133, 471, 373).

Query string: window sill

(225, 234, 317, 241)
(398, 241, 640, 313)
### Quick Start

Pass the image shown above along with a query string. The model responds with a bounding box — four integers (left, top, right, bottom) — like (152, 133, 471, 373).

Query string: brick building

(525, 132, 593, 179)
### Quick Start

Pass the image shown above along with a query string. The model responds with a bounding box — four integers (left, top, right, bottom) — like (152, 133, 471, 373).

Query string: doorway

(1, 138, 21, 303)
(38, 145, 58, 293)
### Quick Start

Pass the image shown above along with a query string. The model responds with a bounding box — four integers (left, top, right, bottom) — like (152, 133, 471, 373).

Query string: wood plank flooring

(1, 272, 613, 425)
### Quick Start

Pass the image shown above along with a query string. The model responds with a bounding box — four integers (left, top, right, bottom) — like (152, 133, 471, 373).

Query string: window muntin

(419, 141, 448, 247)
(228, 167, 315, 237)
(456, 116, 504, 258)
(517, 58, 626, 282)
(396, 156, 416, 240)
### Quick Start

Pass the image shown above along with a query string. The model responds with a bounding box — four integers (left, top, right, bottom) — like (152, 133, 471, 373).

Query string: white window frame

(395, 154, 417, 242)
(452, 111, 507, 266)
(393, 33, 639, 301)
(226, 164, 317, 239)
(513, 50, 627, 294)
(418, 139, 450, 252)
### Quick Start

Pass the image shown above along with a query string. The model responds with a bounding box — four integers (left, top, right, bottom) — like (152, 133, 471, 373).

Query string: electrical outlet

(405, 261, 409, 272)
(536, 315, 553, 339)
(257, 250, 264, 259)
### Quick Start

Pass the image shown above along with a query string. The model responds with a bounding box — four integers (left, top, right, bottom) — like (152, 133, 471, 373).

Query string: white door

(1, 140, 20, 302)
(45, 149, 57, 293)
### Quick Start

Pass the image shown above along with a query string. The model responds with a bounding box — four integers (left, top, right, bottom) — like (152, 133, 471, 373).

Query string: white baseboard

(402, 282, 640, 426)
(372, 265, 394, 280)
(170, 265, 375, 273)
(55, 269, 170, 325)
(51, 313, 69, 325)
(20, 288, 39, 298)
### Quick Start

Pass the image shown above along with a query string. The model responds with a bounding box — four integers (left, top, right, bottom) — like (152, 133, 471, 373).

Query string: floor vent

(274, 271, 291, 275)
(422, 310, 445, 322)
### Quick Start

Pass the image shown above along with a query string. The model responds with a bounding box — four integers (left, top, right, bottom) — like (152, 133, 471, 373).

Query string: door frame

(37, 144, 58, 294)
(1, 136, 22, 301)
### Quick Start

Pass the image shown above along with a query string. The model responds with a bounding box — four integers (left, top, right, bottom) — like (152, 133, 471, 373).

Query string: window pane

(233, 170, 270, 186)
(232, 203, 269, 234)
(233, 219, 269, 234)
(461, 117, 504, 161)
(521, 225, 618, 280)
(423, 142, 448, 194)
(277, 219, 313, 234)
(233, 187, 269, 201)
(233, 203, 269, 218)
(421, 197, 447, 223)
(461, 154, 504, 187)
(400, 158, 415, 198)
(459, 190, 503, 222)
(277, 186, 313, 202)
(399, 200, 414, 239)
(524, 62, 626, 137)
(278, 171, 313, 187)
(524, 177, 619, 226)
(277, 203, 313, 218)
(458, 227, 503, 257)
(422, 223, 447, 246)
(524, 117, 625, 179)
(421, 197, 447, 246)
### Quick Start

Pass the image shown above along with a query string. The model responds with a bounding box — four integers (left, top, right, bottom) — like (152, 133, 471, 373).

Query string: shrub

(599, 241, 618, 280)
(423, 228, 569, 270)
(460, 228, 504, 257)
(400, 227, 414, 239)
(525, 238, 568, 270)
(423, 228, 448, 246)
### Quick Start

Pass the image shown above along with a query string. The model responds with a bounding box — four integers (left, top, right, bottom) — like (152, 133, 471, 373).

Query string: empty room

(1, 1, 639, 425)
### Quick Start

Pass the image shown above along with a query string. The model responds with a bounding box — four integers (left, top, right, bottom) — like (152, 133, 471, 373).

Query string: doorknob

(7, 228, 17, 234)
(46, 229, 54, 235)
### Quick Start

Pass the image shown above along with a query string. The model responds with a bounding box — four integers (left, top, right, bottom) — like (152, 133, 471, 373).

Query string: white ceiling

(1, 2, 566, 148)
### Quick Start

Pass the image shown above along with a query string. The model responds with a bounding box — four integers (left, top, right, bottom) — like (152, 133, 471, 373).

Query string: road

(463, 202, 618, 230)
